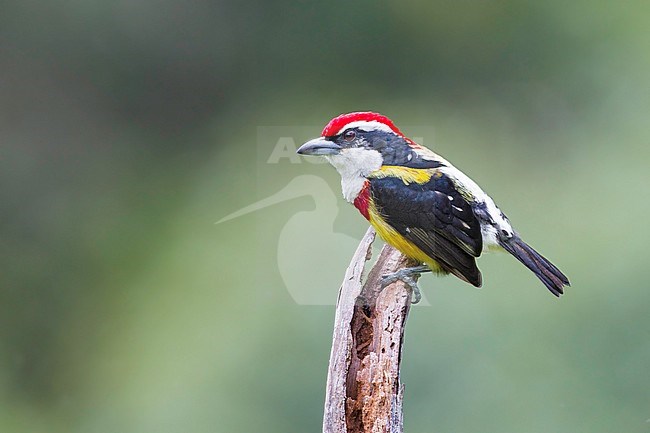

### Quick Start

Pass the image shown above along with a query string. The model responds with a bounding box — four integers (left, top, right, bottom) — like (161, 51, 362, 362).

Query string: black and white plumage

(369, 174, 483, 287)
(297, 111, 570, 297)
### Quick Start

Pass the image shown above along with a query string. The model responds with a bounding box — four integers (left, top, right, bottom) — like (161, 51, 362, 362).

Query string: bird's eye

(343, 130, 356, 141)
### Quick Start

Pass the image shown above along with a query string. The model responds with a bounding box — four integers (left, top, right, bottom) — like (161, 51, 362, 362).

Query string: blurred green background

(2, 1, 650, 432)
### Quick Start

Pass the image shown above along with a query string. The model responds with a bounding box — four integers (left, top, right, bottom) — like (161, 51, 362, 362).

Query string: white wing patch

(438, 164, 513, 250)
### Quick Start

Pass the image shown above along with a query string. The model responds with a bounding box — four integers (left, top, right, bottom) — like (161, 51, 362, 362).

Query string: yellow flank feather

(367, 202, 444, 273)
(369, 166, 434, 184)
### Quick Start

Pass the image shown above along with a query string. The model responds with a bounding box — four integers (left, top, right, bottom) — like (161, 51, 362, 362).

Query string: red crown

(321, 112, 404, 137)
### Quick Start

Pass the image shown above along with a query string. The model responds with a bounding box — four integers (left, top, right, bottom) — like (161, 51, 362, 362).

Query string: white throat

(326, 148, 383, 202)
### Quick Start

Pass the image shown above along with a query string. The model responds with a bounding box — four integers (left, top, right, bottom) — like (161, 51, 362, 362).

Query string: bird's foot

(380, 265, 430, 304)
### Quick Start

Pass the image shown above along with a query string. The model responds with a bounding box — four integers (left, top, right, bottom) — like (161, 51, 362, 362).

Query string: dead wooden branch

(323, 227, 419, 433)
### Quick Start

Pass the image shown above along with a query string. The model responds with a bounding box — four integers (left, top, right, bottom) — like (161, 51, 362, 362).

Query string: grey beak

(296, 137, 341, 156)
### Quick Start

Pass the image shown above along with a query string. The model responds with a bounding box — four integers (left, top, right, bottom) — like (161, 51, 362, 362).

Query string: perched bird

(296, 112, 569, 302)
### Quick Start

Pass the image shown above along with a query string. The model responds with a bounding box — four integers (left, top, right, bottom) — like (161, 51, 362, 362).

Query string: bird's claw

(381, 268, 424, 304)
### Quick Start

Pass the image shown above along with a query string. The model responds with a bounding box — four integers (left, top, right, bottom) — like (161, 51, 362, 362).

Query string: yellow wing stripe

(369, 166, 433, 184)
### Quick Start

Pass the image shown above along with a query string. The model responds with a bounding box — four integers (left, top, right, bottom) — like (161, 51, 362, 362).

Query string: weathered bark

(323, 227, 418, 433)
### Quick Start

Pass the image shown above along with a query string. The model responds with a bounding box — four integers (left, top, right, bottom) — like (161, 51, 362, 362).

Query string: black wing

(369, 173, 483, 286)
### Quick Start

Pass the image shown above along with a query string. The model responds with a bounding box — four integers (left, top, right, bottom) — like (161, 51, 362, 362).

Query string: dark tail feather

(500, 236, 570, 297)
